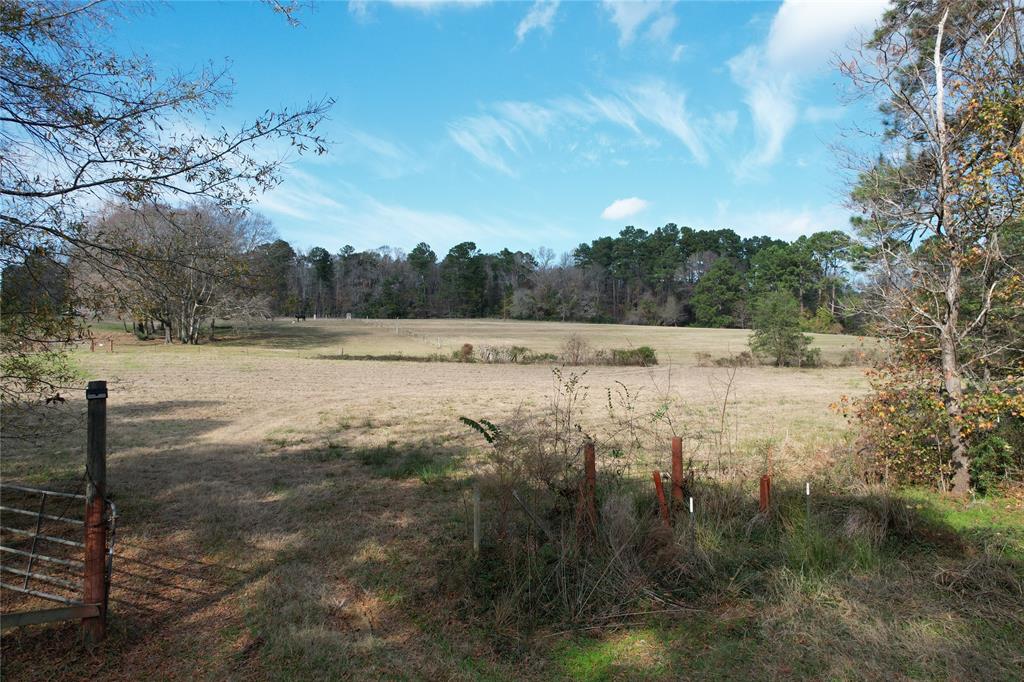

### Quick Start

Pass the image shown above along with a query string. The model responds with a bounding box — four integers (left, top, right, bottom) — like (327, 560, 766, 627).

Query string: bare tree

(845, 0, 1023, 493)
(83, 203, 274, 344)
(0, 0, 331, 399)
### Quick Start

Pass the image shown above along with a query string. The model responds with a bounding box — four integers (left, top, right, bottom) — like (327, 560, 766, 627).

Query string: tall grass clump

(444, 368, 1023, 647)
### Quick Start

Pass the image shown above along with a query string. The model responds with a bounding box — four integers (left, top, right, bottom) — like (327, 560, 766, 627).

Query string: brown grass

(11, 319, 1011, 680)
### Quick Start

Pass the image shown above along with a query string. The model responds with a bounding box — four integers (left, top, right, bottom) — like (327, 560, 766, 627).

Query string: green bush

(608, 346, 657, 366)
(970, 415, 1024, 493)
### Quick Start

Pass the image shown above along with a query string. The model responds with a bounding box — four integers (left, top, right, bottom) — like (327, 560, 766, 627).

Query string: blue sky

(113, 0, 889, 256)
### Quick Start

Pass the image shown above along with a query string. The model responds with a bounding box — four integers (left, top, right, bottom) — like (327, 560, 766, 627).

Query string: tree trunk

(940, 328, 970, 494)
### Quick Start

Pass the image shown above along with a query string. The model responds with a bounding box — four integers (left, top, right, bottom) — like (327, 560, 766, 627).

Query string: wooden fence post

(671, 437, 684, 508)
(83, 380, 108, 647)
(582, 440, 597, 530)
(759, 475, 772, 513)
(652, 471, 670, 529)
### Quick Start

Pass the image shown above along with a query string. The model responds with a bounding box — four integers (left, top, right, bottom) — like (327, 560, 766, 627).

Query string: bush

(714, 350, 757, 368)
(970, 415, 1024, 494)
(452, 343, 475, 362)
(560, 334, 591, 365)
(609, 346, 657, 366)
(478, 345, 557, 364)
(836, 354, 1024, 492)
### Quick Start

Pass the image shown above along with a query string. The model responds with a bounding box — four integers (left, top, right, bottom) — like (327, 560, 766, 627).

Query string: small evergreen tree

(691, 258, 745, 328)
(750, 292, 817, 367)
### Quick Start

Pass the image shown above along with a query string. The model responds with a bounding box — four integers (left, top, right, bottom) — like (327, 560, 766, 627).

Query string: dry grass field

(214, 317, 878, 365)
(2, 320, 1021, 680)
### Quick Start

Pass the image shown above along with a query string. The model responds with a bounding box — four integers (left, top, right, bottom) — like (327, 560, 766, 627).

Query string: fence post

(652, 471, 670, 529)
(671, 436, 684, 508)
(759, 474, 772, 513)
(583, 440, 597, 530)
(83, 380, 108, 647)
(472, 482, 481, 555)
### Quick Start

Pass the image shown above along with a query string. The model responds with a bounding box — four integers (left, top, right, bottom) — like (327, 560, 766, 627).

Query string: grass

(0, 318, 1019, 680)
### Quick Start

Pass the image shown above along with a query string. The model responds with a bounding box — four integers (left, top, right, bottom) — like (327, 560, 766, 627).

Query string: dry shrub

(453, 342, 475, 362)
(560, 334, 591, 365)
(714, 350, 757, 368)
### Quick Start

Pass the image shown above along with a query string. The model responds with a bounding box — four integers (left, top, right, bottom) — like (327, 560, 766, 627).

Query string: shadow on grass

(441, 476, 1024, 680)
(210, 320, 369, 351)
(0, 396, 507, 680)
(4, 392, 1021, 680)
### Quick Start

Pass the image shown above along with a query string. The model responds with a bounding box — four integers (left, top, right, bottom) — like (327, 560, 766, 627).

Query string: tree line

(238, 225, 860, 332)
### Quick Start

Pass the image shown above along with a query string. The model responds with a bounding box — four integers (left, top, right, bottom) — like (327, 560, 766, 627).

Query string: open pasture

(2, 320, 1020, 680)
(208, 317, 878, 366)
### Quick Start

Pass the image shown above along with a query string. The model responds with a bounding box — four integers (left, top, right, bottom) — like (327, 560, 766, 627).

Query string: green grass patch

(357, 443, 457, 481)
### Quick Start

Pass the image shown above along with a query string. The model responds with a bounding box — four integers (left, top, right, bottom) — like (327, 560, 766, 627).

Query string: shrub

(609, 346, 657, 366)
(453, 343, 475, 362)
(713, 351, 757, 368)
(560, 334, 591, 365)
(836, 352, 1024, 492)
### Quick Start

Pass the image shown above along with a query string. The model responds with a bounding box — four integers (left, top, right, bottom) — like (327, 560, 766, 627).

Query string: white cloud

(670, 44, 685, 62)
(728, 0, 887, 175)
(804, 104, 845, 123)
(712, 201, 852, 240)
(349, 0, 489, 19)
(620, 80, 707, 164)
(764, 0, 889, 72)
(447, 115, 523, 175)
(447, 79, 710, 174)
(601, 197, 649, 221)
(516, 0, 559, 44)
(602, 0, 676, 47)
(259, 170, 573, 251)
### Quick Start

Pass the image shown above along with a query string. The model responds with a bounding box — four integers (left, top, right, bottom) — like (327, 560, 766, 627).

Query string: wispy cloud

(602, 0, 674, 47)
(448, 78, 712, 174)
(601, 197, 648, 221)
(728, 0, 886, 176)
(258, 169, 573, 251)
(516, 0, 559, 45)
(804, 105, 845, 124)
(349, 0, 489, 20)
(712, 200, 852, 240)
(619, 79, 706, 164)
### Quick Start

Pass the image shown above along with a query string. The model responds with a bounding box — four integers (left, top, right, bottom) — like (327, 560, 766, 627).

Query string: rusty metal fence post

(759, 475, 772, 513)
(671, 437, 684, 508)
(82, 380, 108, 646)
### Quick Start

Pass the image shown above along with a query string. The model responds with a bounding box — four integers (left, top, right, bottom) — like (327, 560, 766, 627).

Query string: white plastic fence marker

(688, 496, 696, 545)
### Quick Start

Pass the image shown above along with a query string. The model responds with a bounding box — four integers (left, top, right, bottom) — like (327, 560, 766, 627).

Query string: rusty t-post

(759, 475, 772, 513)
(652, 471, 670, 529)
(582, 440, 597, 530)
(671, 437, 684, 507)
(83, 380, 108, 647)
